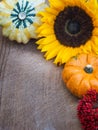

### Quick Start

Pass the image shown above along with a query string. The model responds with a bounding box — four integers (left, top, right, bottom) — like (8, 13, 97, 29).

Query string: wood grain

(0, 2, 82, 130)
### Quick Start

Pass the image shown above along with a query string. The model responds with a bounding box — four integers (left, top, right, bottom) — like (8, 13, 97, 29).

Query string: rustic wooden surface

(0, 1, 82, 129)
(0, 29, 82, 130)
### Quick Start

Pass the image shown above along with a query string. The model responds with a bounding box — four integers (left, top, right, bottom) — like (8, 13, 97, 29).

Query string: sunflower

(36, 0, 98, 65)
(0, 0, 47, 44)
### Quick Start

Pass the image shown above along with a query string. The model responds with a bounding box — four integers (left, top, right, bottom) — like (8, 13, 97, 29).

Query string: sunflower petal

(49, 0, 65, 10)
(36, 35, 56, 45)
(45, 45, 62, 60)
(93, 20, 98, 27)
(93, 28, 98, 36)
(85, 0, 98, 12)
(40, 11, 56, 24)
(80, 40, 92, 53)
(37, 27, 54, 37)
(37, 44, 45, 50)
(45, 7, 59, 15)
(91, 36, 98, 54)
(54, 46, 67, 65)
(41, 40, 59, 52)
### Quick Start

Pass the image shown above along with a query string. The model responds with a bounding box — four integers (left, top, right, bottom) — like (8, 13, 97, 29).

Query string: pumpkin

(62, 53, 98, 98)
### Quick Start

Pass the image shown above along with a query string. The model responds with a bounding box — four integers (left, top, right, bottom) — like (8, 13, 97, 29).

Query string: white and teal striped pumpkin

(0, 0, 47, 43)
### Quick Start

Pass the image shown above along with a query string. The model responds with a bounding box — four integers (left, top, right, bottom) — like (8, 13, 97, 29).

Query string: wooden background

(0, 1, 82, 129)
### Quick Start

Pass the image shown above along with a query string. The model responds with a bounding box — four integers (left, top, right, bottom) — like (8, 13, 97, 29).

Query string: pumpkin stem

(84, 64, 93, 74)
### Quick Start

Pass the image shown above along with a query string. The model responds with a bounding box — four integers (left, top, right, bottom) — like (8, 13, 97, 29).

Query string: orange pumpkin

(62, 53, 98, 98)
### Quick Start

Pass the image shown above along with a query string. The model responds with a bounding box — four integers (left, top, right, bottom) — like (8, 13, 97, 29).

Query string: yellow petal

(39, 11, 55, 18)
(80, 40, 92, 53)
(62, 47, 79, 64)
(37, 26, 54, 37)
(54, 46, 66, 65)
(92, 36, 98, 45)
(36, 38, 45, 45)
(41, 40, 59, 52)
(37, 35, 56, 45)
(84, 0, 98, 19)
(91, 44, 98, 54)
(49, 0, 65, 10)
(45, 7, 59, 15)
(85, 0, 98, 12)
(91, 36, 98, 54)
(41, 14, 56, 24)
(93, 19, 98, 27)
(63, 0, 83, 7)
(93, 28, 98, 35)
(45, 45, 62, 60)
(37, 44, 45, 50)
(36, 23, 50, 33)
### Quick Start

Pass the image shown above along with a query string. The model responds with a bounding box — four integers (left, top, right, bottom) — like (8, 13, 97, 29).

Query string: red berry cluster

(77, 89, 98, 130)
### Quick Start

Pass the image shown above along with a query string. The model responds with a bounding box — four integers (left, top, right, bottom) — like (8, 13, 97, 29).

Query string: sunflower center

(66, 20, 81, 35)
(54, 6, 94, 48)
